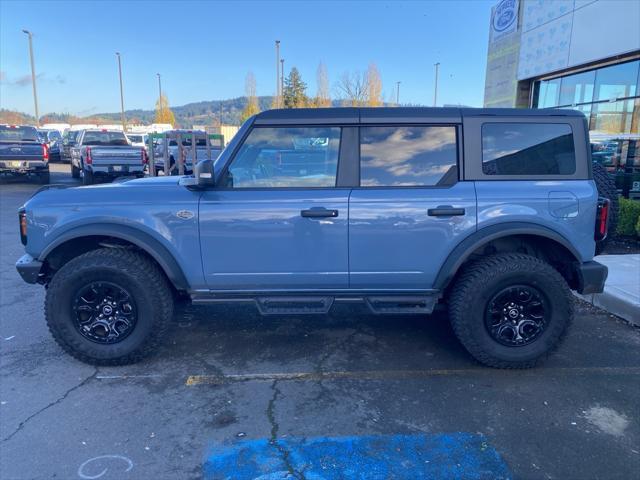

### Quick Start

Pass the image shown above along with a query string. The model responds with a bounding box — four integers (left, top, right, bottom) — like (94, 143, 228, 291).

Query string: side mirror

(195, 159, 215, 187)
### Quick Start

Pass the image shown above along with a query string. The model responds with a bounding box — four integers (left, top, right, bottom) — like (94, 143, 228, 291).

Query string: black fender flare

(39, 223, 190, 291)
(433, 222, 583, 290)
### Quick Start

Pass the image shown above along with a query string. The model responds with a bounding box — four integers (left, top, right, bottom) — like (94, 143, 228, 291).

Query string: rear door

(349, 116, 477, 290)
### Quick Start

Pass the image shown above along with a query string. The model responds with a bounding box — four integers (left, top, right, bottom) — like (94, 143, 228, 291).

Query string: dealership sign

(491, 0, 519, 42)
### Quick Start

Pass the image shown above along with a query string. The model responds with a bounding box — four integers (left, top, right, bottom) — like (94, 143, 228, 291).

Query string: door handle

(428, 206, 465, 216)
(301, 208, 339, 218)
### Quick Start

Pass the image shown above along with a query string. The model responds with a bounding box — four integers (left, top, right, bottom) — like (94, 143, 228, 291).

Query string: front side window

(225, 127, 340, 188)
(360, 126, 458, 187)
(482, 123, 576, 175)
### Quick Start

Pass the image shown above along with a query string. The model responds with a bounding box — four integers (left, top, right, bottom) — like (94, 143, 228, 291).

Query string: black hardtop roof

(253, 107, 585, 125)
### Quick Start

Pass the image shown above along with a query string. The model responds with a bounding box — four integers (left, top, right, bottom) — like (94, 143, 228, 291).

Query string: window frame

(216, 124, 352, 190)
(462, 116, 591, 181)
(355, 123, 461, 189)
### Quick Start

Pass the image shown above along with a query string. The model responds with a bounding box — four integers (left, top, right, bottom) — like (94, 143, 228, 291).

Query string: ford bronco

(16, 108, 609, 368)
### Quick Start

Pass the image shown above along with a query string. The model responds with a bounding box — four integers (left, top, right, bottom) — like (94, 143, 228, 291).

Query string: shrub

(636, 214, 640, 238)
(616, 197, 640, 237)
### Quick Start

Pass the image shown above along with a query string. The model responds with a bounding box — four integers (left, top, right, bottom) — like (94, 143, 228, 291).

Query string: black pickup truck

(0, 125, 50, 183)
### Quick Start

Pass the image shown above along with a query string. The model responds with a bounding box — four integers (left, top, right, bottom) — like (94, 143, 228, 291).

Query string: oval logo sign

(493, 0, 517, 32)
(176, 210, 194, 220)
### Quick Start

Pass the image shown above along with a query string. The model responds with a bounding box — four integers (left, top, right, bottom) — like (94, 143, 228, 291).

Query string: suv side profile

(16, 108, 608, 369)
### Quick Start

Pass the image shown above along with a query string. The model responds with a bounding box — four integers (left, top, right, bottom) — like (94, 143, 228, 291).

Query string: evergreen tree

(283, 67, 308, 108)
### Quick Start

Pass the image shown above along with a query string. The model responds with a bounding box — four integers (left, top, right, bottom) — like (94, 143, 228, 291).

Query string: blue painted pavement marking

(203, 433, 511, 479)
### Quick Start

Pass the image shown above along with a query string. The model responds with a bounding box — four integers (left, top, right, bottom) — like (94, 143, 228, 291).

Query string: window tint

(0, 126, 39, 142)
(360, 126, 457, 187)
(226, 127, 340, 188)
(82, 131, 129, 146)
(482, 123, 576, 176)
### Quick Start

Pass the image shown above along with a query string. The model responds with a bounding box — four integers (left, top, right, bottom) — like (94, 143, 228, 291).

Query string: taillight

(595, 197, 610, 242)
(85, 147, 92, 164)
(42, 144, 49, 162)
(19, 210, 27, 245)
(141, 148, 148, 165)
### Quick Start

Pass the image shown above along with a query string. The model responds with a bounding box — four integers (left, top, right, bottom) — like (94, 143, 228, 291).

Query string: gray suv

(16, 108, 609, 368)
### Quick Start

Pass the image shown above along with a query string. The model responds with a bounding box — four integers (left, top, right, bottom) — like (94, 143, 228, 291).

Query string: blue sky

(0, 0, 494, 116)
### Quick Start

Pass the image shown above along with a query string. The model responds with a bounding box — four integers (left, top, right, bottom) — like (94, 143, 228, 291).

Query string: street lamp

(275, 40, 281, 108)
(22, 29, 39, 126)
(156, 73, 163, 121)
(115, 52, 126, 130)
(396, 81, 401, 106)
(433, 62, 440, 107)
(280, 58, 285, 106)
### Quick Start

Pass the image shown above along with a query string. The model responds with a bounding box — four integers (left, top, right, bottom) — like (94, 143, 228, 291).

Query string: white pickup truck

(71, 129, 147, 185)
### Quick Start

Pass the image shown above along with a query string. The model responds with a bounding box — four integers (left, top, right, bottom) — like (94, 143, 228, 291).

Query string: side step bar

(190, 291, 440, 315)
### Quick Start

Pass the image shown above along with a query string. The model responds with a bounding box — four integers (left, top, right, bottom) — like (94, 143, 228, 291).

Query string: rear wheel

(45, 249, 173, 365)
(37, 170, 50, 184)
(449, 253, 573, 368)
(593, 162, 619, 253)
(71, 163, 80, 179)
(82, 169, 94, 185)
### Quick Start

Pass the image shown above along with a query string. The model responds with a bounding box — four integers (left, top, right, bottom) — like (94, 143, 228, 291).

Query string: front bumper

(575, 261, 608, 294)
(16, 254, 43, 284)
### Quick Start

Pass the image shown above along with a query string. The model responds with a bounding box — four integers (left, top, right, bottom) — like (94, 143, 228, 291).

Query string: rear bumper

(87, 165, 144, 175)
(575, 261, 608, 294)
(0, 160, 48, 173)
(16, 254, 43, 284)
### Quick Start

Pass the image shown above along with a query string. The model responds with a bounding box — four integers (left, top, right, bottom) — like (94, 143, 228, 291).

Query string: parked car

(16, 107, 608, 368)
(70, 129, 146, 185)
(37, 128, 63, 162)
(60, 129, 81, 163)
(153, 130, 221, 175)
(0, 124, 49, 183)
(126, 133, 149, 151)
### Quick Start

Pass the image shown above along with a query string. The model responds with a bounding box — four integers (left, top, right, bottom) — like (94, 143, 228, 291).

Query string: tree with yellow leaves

(154, 94, 176, 125)
(241, 72, 261, 123)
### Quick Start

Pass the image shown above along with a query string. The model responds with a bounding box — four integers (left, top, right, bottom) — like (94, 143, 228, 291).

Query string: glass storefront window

(559, 70, 595, 106)
(536, 78, 561, 108)
(593, 60, 639, 102)
(590, 99, 636, 134)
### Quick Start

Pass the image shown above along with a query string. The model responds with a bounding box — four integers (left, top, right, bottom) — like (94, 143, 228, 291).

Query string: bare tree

(241, 72, 260, 122)
(314, 62, 331, 107)
(335, 71, 369, 107)
(366, 63, 383, 107)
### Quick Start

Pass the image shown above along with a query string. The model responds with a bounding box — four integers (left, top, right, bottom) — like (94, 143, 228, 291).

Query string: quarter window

(360, 126, 458, 187)
(225, 127, 340, 188)
(482, 123, 576, 176)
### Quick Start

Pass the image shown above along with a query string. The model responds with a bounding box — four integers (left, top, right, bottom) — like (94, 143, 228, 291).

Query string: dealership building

(484, 0, 640, 136)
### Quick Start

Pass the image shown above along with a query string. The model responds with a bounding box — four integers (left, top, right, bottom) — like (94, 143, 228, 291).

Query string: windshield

(82, 131, 130, 146)
(0, 125, 39, 142)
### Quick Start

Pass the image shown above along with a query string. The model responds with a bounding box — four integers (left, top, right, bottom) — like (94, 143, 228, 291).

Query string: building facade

(484, 0, 640, 136)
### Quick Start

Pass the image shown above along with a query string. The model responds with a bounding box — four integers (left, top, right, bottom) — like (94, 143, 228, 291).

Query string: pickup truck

(153, 131, 222, 175)
(70, 129, 147, 185)
(0, 124, 50, 183)
(16, 107, 610, 368)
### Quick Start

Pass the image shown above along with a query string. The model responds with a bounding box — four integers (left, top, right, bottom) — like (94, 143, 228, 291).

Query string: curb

(574, 290, 640, 326)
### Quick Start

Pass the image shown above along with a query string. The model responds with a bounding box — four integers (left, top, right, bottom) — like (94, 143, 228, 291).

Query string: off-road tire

(37, 171, 50, 184)
(592, 162, 618, 253)
(449, 253, 573, 369)
(45, 248, 173, 365)
(71, 163, 80, 179)
(82, 169, 94, 185)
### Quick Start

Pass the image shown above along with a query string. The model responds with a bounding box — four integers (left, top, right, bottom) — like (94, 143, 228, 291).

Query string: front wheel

(45, 249, 174, 365)
(448, 253, 573, 369)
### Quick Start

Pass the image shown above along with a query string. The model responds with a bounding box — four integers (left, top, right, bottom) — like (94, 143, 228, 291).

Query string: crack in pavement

(266, 380, 306, 480)
(1, 367, 98, 443)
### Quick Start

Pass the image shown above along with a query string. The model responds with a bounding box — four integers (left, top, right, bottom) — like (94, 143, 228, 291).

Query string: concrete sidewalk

(577, 254, 640, 325)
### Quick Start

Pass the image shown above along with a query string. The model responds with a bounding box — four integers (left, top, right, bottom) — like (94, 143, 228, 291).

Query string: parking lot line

(185, 366, 640, 386)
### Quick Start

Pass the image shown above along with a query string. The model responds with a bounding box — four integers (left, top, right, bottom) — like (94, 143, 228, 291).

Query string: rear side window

(82, 131, 129, 146)
(360, 126, 458, 187)
(482, 123, 576, 175)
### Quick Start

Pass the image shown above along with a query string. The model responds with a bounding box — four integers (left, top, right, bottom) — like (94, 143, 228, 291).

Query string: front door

(199, 125, 349, 290)
(349, 124, 477, 290)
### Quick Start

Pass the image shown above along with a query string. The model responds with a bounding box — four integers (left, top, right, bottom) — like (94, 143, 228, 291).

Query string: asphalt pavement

(1, 164, 639, 479)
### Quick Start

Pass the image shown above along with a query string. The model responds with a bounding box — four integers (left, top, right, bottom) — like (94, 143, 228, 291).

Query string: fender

(433, 222, 582, 290)
(39, 223, 190, 291)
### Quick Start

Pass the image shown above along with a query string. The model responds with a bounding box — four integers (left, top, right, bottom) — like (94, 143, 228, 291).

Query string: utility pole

(156, 73, 163, 121)
(115, 52, 126, 130)
(396, 81, 401, 106)
(280, 59, 285, 107)
(22, 30, 39, 126)
(433, 62, 440, 107)
(275, 40, 281, 108)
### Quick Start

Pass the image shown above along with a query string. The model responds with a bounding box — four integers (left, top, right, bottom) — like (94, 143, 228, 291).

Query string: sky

(0, 0, 495, 116)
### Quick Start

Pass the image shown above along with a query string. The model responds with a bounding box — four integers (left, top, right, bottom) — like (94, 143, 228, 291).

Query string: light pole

(280, 59, 285, 107)
(275, 40, 281, 108)
(22, 29, 39, 126)
(156, 73, 163, 121)
(433, 62, 440, 107)
(115, 52, 126, 130)
(396, 81, 401, 106)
